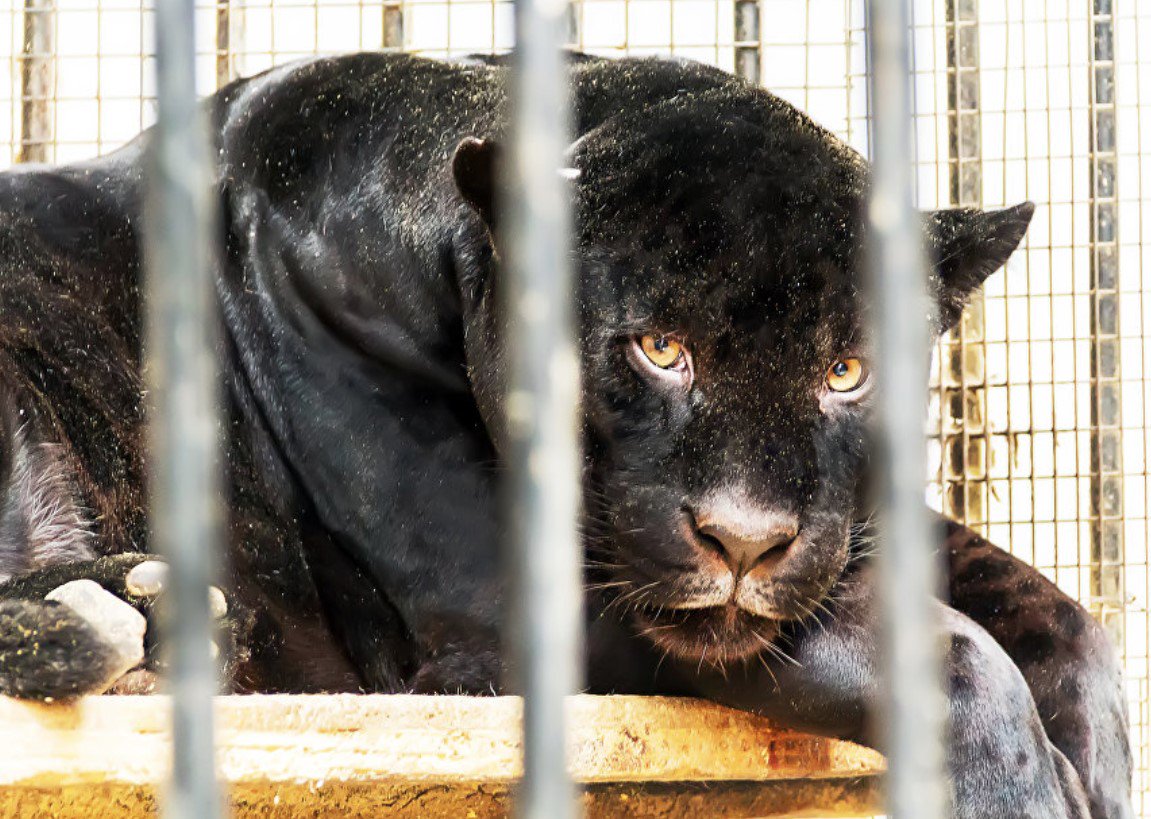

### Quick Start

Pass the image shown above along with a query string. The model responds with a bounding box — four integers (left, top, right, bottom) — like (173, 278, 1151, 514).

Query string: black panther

(0, 52, 1131, 817)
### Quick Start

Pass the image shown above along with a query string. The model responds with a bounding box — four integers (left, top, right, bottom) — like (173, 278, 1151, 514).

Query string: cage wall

(1, 0, 1149, 814)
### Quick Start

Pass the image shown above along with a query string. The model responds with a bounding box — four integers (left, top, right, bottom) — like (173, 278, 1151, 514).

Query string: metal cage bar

(382, 0, 404, 50)
(216, 0, 232, 88)
(17, 0, 52, 164)
(1088, 0, 1125, 648)
(733, 0, 760, 83)
(143, 0, 223, 816)
(941, 0, 989, 526)
(505, 0, 582, 817)
(867, 0, 948, 816)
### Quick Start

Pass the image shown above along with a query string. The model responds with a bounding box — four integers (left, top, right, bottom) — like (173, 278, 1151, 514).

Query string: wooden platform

(0, 694, 884, 817)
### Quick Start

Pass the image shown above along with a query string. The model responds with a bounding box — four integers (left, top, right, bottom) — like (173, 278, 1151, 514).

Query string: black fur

(0, 598, 122, 700)
(0, 52, 1131, 817)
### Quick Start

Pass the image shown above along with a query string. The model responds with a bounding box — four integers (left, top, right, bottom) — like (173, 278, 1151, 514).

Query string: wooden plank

(0, 694, 884, 817)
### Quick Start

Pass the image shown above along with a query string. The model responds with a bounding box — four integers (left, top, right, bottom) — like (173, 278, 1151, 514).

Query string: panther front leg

(658, 562, 1092, 819)
(0, 554, 241, 699)
(944, 518, 1133, 819)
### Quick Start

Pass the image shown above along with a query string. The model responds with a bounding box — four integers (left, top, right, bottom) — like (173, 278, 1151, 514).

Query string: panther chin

(631, 603, 783, 665)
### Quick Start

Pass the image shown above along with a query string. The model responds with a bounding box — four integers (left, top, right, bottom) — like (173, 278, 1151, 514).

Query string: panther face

(568, 93, 1033, 666)
(453, 79, 1032, 668)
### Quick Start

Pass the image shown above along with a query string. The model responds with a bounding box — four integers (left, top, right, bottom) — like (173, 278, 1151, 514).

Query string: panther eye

(640, 334, 685, 369)
(826, 357, 866, 393)
(628, 333, 693, 390)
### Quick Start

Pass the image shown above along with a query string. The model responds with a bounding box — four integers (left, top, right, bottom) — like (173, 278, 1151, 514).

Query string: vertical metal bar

(866, 0, 948, 817)
(942, 0, 988, 528)
(216, 0, 231, 88)
(565, 2, 580, 50)
(1088, 0, 1124, 649)
(801, 0, 812, 110)
(843, 0, 855, 144)
(143, 0, 222, 817)
(382, 0, 404, 51)
(845, 0, 869, 153)
(18, 0, 53, 164)
(505, 0, 581, 816)
(733, 0, 760, 84)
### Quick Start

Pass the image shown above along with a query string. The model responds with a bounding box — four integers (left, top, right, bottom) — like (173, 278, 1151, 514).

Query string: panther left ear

(927, 201, 1035, 331)
(452, 136, 500, 230)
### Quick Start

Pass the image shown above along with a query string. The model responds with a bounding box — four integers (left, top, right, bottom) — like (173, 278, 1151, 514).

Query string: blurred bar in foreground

(866, 1, 947, 817)
(142, 0, 223, 817)
(504, 1, 583, 818)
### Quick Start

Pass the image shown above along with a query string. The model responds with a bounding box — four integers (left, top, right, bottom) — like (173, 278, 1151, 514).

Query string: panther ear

(452, 137, 500, 230)
(927, 201, 1035, 332)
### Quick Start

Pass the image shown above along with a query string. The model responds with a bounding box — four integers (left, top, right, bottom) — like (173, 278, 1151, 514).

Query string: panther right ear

(452, 137, 500, 230)
(926, 201, 1035, 332)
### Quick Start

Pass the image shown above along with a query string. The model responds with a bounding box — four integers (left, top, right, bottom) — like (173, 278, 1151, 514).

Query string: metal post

(505, 0, 581, 815)
(866, 0, 948, 817)
(142, 0, 223, 817)
(565, 2, 580, 50)
(1087, 0, 1124, 649)
(733, 0, 760, 84)
(18, 0, 54, 164)
(216, 0, 232, 88)
(382, 0, 404, 51)
(941, 0, 989, 527)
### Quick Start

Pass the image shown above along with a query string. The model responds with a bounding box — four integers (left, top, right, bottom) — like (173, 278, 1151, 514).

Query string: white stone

(46, 579, 147, 693)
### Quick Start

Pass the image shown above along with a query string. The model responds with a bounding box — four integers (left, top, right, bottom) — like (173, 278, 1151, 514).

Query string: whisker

(755, 651, 780, 689)
(753, 631, 801, 668)
(583, 581, 632, 595)
(653, 647, 671, 678)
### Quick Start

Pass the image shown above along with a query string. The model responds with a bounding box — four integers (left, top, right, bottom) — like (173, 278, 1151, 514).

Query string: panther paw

(120, 559, 232, 673)
(34, 559, 232, 696)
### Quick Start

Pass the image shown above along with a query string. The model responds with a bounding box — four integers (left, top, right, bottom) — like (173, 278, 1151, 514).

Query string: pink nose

(691, 498, 799, 573)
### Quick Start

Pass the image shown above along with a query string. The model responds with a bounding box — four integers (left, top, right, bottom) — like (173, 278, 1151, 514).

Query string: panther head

(453, 73, 1032, 667)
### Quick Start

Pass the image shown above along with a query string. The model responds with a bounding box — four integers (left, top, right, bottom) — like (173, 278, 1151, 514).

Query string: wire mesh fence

(1, 0, 1149, 813)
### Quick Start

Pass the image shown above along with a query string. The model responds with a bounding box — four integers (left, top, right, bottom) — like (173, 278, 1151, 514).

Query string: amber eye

(640, 335, 685, 369)
(826, 357, 866, 392)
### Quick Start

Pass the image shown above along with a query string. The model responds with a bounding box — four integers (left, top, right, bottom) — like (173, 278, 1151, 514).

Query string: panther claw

(125, 560, 167, 596)
(125, 559, 229, 618)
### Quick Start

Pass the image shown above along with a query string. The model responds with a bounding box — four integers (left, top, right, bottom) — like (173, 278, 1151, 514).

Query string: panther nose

(693, 506, 799, 574)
